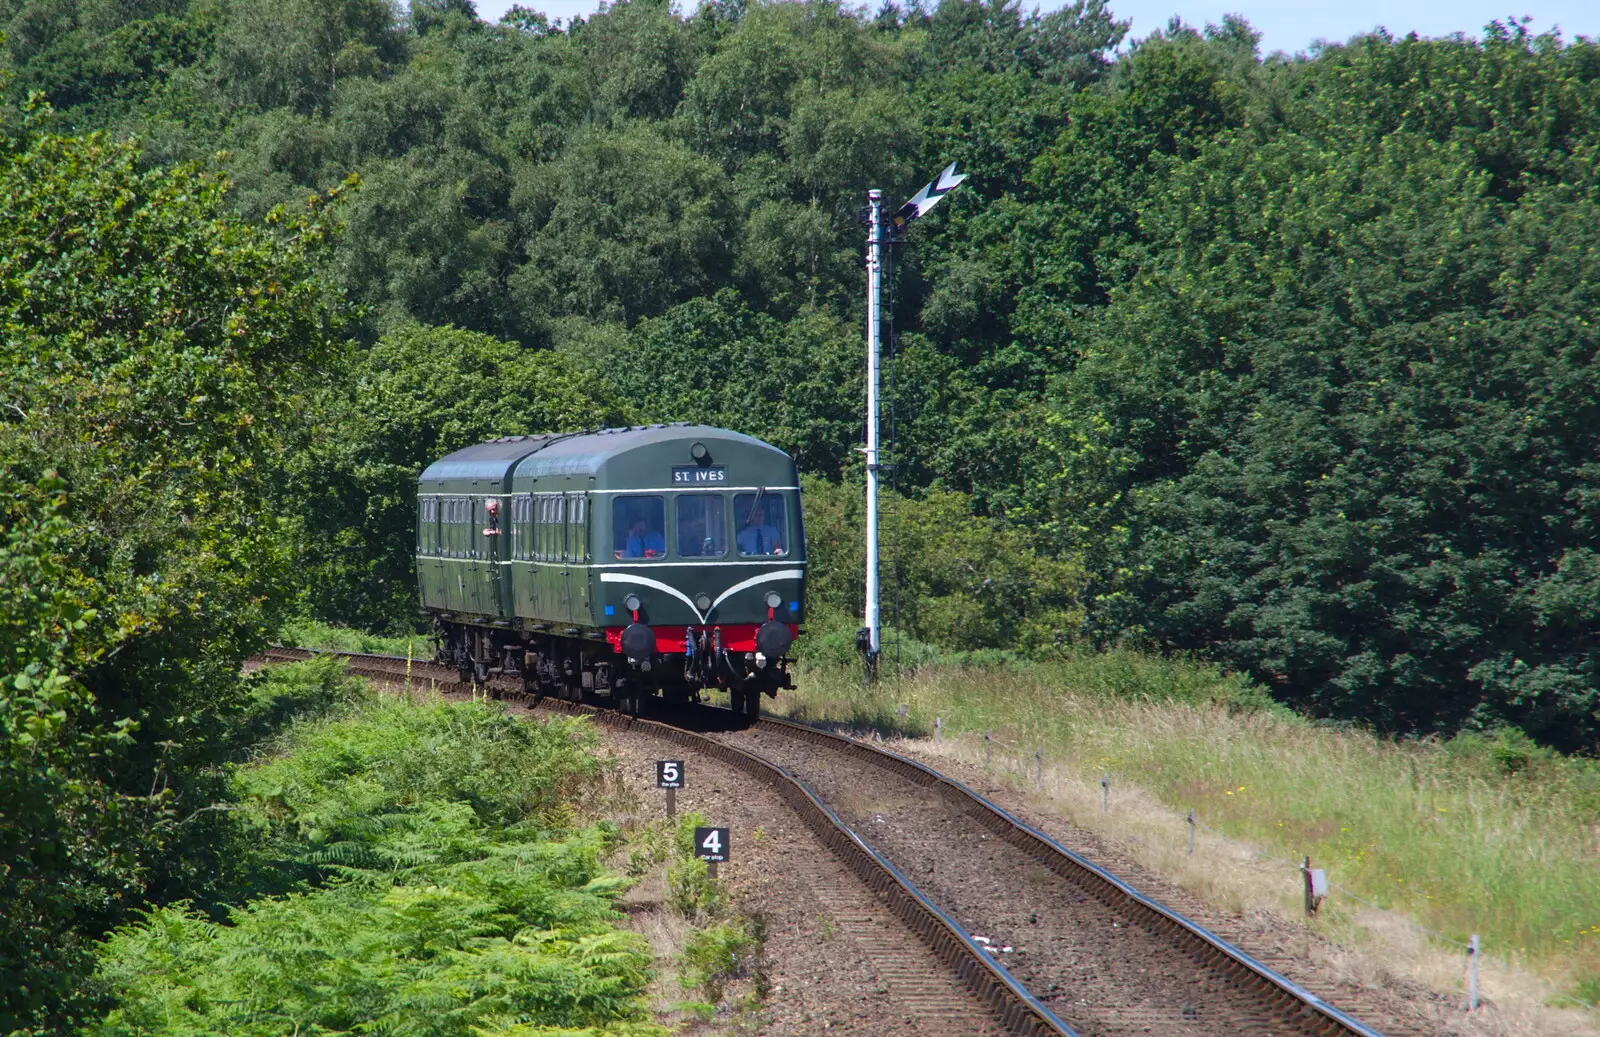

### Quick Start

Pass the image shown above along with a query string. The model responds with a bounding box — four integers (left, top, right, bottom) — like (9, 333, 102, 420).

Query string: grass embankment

(783, 653, 1600, 1004)
(92, 660, 666, 1036)
(278, 616, 431, 658)
(617, 810, 767, 1026)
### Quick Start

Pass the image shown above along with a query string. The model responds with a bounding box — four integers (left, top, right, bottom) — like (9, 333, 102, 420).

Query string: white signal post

(864, 189, 886, 676)
(861, 164, 967, 682)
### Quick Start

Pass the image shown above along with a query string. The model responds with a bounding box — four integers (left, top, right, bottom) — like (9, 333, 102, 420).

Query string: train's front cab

(512, 424, 805, 716)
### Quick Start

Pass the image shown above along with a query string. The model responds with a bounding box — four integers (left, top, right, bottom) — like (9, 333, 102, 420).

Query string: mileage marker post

(656, 760, 684, 819)
(694, 825, 730, 880)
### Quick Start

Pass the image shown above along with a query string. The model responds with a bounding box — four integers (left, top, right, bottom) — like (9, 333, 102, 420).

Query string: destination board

(672, 466, 727, 485)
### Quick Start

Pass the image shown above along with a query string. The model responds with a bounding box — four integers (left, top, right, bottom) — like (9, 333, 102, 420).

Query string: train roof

(418, 424, 790, 487)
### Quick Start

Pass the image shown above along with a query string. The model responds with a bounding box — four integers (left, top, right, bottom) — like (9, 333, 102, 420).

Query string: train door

(535, 492, 562, 621)
(467, 489, 483, 611)
(552, 492, 572, 622)
(565, 492, 588, 622)
(417, 495, 439, 608)
(444, 495, 465, 612)
(511, 493, 533, 619)
(462, 495, 477, 612)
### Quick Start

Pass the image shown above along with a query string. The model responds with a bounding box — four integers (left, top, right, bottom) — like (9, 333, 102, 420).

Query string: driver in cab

(737, 501, 785, 556)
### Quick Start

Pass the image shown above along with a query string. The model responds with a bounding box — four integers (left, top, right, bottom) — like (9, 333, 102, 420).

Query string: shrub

(94, 697, 660, 1036)
(680, 920, 765, 1003)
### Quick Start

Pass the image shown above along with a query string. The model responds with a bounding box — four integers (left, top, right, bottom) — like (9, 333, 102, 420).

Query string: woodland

(1, 0, 1598, 1029)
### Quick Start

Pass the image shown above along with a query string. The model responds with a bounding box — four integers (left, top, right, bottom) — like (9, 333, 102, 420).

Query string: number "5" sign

(694, 826, 730, 863)
(656, 760, 683, 788)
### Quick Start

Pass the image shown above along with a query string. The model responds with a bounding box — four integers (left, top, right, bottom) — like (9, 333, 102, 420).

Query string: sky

(472, 0, 1596, 57)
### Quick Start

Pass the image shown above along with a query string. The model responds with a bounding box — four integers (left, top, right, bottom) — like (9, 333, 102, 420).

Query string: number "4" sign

(694, 826, 730, 863)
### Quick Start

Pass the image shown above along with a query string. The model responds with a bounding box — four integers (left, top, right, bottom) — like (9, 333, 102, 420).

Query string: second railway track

(256, 647, 1397, 1037)
(714, 718, 1396, 1037)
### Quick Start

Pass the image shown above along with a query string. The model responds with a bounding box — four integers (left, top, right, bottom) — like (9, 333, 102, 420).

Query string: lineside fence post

(1466, 934, 1480, 1010)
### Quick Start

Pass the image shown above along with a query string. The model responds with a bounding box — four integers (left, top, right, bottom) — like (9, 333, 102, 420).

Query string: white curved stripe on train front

(599, 572, 706, 624)
(598, 568, 804, 625)
(710, 569, 804, 617)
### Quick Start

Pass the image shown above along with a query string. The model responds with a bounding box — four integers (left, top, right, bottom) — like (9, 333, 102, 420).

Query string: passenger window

(534, 495, 547, 561)
(555, 495, 567, 561)
(568, 493, 588, 562)
(677, 495, 727, 557)
(734, 494, 788, 557)
(512, 495, 530, 561)
(613, 496, 665, 560)
(546, 494, 565, 561)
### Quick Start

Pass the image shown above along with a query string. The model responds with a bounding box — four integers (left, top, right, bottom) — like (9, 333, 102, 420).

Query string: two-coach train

(416, 424, 805, 717)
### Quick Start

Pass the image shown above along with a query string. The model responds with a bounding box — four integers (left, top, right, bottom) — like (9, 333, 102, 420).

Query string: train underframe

(433, 616, 794, 719)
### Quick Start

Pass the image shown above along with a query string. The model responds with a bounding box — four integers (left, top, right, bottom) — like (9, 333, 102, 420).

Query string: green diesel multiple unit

(416, 424, 805, 716)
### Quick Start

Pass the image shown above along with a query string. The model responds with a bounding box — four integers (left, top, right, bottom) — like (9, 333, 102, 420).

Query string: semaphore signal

(859, 162, 969, 682)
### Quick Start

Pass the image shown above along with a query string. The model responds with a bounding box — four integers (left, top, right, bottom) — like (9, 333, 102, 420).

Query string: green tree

(289, 324, 627, 629)
(801, 476, 1086, 654)
(0, 115, 346, 1028)
(0, 477, 120, 1032)
(1041, 29, 1600, 744)
(604, 291, 861, 475)
(510, 122, 734, 325)
(215, 0, 406, 114)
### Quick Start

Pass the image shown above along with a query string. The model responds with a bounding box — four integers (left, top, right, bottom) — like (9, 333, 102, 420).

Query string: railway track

(254, 647, 1396, 1037)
